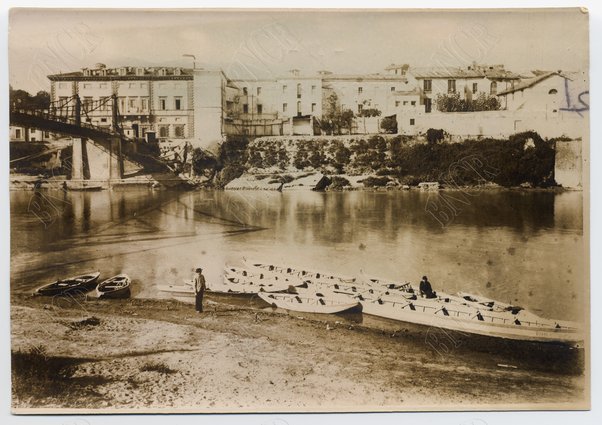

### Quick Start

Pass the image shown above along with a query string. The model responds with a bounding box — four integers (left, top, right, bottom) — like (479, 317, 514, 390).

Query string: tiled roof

(48, 66, 193, 80)
(496, 71, 570, 96)
(410, 66, 520, 80)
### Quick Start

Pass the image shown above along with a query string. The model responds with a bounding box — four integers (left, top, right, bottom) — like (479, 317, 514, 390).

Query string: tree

(192, 148, 218, 178)
(320, 92, 355, 135)
(10, 86, 50, 110)
(380, 116, 398, 134)
(426, 128, 445, 145)
(435, 92, 501, 112)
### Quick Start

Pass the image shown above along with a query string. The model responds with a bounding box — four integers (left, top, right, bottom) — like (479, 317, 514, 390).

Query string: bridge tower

(70, 94, 124, 187)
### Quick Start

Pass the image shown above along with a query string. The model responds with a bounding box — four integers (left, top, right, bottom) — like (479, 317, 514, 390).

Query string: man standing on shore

(194, 268, 206, 313)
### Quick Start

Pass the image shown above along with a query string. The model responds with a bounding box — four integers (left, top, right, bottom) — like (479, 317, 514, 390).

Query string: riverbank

(11, 292, 587, 413)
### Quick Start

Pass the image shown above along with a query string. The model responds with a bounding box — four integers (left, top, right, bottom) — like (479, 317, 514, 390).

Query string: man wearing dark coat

(419, 275, 436, 299)
(194, 267, 206, 313)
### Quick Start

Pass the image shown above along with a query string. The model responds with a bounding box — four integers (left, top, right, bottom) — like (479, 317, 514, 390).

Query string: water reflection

(10, 189, 584, 322)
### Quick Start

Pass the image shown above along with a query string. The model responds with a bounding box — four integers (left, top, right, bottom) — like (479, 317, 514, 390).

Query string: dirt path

(10, 293, 587, 412)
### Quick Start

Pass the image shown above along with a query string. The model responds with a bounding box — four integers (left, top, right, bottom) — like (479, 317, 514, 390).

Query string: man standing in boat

(419, 276, 436, 299)
(194, 268, 206, 313)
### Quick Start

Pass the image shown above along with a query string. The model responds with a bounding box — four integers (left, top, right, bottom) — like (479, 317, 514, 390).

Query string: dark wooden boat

(95, 274, 131, 299)
(35, 272, 101, 296)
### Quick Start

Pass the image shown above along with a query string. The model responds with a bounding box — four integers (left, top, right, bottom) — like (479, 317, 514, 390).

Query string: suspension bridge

(10, 95, 178, 188)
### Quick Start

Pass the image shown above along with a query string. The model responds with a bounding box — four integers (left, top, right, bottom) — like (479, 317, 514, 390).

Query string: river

(10, 188, 585, 322)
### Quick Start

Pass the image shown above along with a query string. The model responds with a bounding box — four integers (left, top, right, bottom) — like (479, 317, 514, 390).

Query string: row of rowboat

(157, 259, 582, 345)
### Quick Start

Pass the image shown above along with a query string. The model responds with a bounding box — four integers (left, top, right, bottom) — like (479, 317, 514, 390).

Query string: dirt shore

(10, 292, 587, 413)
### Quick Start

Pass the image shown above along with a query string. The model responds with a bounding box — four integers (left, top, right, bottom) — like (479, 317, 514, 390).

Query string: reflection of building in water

(555, 139, 582, 189)
(553, 191, 583, 232)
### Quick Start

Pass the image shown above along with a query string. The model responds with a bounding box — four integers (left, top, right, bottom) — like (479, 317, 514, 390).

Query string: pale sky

(9, 8, 589, 93)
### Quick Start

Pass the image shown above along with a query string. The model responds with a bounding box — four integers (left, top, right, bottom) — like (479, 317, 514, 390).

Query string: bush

(381, 116, 398, 134)
(360, 176, 390, 188)
(192, 148, 218, 177)
(426, 128, 445, 145)
(216, 164, 246, 188)
(328, 176, 351, 190)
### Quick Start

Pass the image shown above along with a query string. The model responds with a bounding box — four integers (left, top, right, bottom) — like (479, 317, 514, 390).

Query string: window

(128, 98, 137, 111)
(282, 85, 287, 93)
(425, 98, 432, 113)
(159, 97, 167, 110)
(391, 86, 396, 92)
(243, 87, 248, 95)
(423, 79, 432, 92)
(358, 104, 363, 114)
(403, 101, 408, 106)
(159, 125, 169, 138)
(174, 97, 182, 110)
(283, 103, 288, 113)
(100, 118, 107, 123)
(129, 83, 136, 89)
(548, 89, 558, 95)
(297, 101, 301, 115)
(473, 83, 478, 94)
(44, 131, 50, 138)
(99, 83, 107, 89)
(448, 79, 456, 93)
(15, 129, 21, 139)
(257, 87, 262, 96)
(410, 118, 415, 126)
(174, 125, 185, 138)
(297, 83, 302, 98)
(83, 83, 91, 89)
(257, 104, 263, 114)
(83, 96, 93, 111)
(490, 81, 497, 95)
(119, 97, 126, 112)
(311, 85, 316, 94)
(311, 103, 316, 113)
(243, 104, 248, 114)
(411, 101, 416, 106)
(358, 87, 363, 94)
(395, 101, 400, 107)
(141, 97, 148, 111)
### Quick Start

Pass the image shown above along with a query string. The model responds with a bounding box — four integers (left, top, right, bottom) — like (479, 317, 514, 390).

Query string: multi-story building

(48, 64, 237, 149)
(45, 62, 527, 149)
(386, 63, 521, 113)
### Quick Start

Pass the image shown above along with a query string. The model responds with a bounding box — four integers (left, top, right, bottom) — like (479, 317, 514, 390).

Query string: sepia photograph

(7, 6, 590, 414)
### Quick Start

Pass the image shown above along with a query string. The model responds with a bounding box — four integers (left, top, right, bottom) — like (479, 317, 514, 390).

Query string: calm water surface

(10, 189, 585, 322)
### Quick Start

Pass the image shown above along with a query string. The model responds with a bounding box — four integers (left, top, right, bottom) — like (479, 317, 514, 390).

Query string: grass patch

(69, 316, 101, 330)
(11, 345, 84, 400)
(140, 361, 176, 374)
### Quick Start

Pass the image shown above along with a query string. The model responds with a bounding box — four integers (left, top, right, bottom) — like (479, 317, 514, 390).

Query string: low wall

(555, 139, 582, 189)
(400, 110, 587, 140)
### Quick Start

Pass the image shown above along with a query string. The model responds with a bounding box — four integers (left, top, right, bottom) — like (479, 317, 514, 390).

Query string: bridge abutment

(70, 137, 124, 187)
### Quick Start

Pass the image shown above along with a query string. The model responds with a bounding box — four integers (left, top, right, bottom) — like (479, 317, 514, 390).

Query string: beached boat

(34, 271, 101, 296)
(225, 266, 307, 286)
(95, 274, 131, 299)
(258, 292, 362, 314)
(244, 259, 356, 283)
(157, 280, 195, 295)
(217, 275, 291, 294)
(360, 296, 581, 344)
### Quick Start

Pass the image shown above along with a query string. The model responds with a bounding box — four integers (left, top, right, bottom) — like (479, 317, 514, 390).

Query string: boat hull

(96, 274, 131, 299)
(35, 272, 101, 296)
(361, 300, 582, 345)
(259, 292, 362, 314)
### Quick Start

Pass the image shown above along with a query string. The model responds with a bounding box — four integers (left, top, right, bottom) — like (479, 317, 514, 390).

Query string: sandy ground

(10, 292, 587, 413)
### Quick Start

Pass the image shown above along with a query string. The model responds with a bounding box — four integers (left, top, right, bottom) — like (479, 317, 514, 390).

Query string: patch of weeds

(140, 362, 176, 374)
